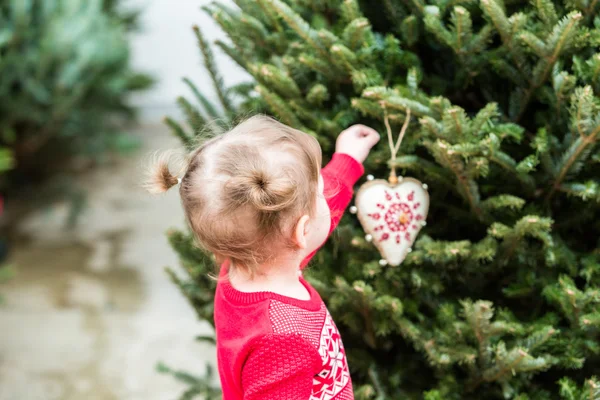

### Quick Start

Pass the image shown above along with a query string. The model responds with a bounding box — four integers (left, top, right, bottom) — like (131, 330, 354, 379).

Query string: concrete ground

(0, 124, 216, 400)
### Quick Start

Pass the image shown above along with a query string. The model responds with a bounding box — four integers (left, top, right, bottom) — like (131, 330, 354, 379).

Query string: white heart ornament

(354, 178, 429, 266)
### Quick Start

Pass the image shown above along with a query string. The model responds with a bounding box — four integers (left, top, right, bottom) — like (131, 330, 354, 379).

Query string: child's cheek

(310, 197, 331, 251)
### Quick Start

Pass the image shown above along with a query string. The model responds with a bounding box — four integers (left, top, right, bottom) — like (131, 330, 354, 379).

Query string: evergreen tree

(162, 0, 600, 398)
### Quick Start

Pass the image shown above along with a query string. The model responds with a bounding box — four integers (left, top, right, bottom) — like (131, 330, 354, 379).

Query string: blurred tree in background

(162, 0, 599, 398)
(0, 0, 152, 194)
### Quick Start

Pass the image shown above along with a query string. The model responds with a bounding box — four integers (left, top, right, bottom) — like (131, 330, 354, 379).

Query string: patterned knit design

(269, 300, 352, 400)
(311, 310, 351, 399)
(242, 334, 322, 400)
(331, 387, 355, 400)
(269, 300, 327, 348)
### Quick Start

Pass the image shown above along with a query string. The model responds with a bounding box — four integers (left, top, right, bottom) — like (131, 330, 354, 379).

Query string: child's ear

(293, 214, 310, 250)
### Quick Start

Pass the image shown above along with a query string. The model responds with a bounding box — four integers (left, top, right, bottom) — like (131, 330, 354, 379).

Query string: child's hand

(335, 124, 380, 164)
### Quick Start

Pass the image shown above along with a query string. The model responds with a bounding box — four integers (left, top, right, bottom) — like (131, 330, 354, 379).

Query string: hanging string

(382, 104, 411, 184)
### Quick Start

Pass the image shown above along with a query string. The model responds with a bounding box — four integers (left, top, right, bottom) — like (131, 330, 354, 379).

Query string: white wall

(127, 0, 249, 122)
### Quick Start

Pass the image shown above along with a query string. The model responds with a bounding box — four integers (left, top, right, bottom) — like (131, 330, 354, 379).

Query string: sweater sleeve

(301, 153, 364, 269)
(241, 334, 322, 400)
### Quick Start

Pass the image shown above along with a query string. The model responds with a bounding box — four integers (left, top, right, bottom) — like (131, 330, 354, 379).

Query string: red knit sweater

(214, 153, 364, 400)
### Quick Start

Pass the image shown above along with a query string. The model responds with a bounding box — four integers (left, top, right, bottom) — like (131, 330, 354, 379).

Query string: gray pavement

(0, 124, 216, 400)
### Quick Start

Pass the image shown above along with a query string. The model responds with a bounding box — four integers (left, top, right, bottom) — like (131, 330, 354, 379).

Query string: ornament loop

(382, 105, 411, 185)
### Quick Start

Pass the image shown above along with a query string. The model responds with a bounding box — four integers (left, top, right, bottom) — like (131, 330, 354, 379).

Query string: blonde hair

(146, 115, 322, 275)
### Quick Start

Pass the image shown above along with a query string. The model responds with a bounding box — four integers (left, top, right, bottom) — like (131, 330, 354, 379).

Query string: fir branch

(195, 334, 217, 345)
(248, 63, 302, 98)
(471, 236, 498, 262)
(182, 78, 221, 120)
(583, 0, 600, 19)
(547, 133, 598, 202)
(424, 11, 453, 49)
(391, 155, 454, 190)
(514, 12, 583, 121)
(490, 152, 536, 190)
(462, 300, 494, 367)
(559, 377, 580, 400)
(401, 15, 419, 46)
(205, 3, 258, 54)
(263, 0, 329, 58)
(368, 366, 388, 400)
(362, 87, 432, 116)
(192, 25, 234, 114)
(586, 379, 599, 400)
(254, 0, 284, 32)
(580, 311, 600, 328)
(559, 181, 600, 202)
(351, 69, 384, 91)
(518, 326, 556, 351)
(452, 7, 470, 52)
(520, 31, 548, 58)
(343, 18, 372, 51)
(156, 362, 202, 385)
(491, 215, 554, 266)
(288, 100, 326, 131)
(352, 98, 389, 119)
(330, 44, 359, 73)
(542, 275, 594, 326)
(477, 348, 528, 387)
(481, 195, 526, 212)
(341, 281, 379, 348)
(157, 363, 221, 400)
(317, 29, 342, 50)
(176, 96, 206, 134)
(431, 140, 483, 219)
(255, 84, 303, 128)
(306, 84, 329, 105)
(163, 116, 193, 147)
(215, 40, 248, 69)
(339, 0, 363, 23)
(471, 102, 500, 135)
(298, 53, 344, 80)
(534, 0, 559, 26)
(480, 0, 530, 84)
(546, 86, 600, 200)
(407, 68, 419, 94)
(419, 239, 472, 264)
(238, 12, 270, 49)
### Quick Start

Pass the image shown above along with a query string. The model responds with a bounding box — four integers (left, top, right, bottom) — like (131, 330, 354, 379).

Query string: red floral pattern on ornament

(366, 190, 422, 244)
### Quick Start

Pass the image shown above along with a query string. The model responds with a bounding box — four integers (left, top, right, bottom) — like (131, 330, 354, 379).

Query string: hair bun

(226, 169, 297, 213)
(253, 173, 269, 190)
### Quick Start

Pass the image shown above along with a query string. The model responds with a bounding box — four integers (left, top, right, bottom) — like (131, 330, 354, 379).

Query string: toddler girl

(149, 115, 379, 400)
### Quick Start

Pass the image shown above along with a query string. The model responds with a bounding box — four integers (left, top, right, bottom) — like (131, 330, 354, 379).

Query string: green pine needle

(192, 25, 234, 113)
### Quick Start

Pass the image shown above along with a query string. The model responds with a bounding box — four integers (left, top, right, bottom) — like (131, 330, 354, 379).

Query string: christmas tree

(162, 0, 599, 398)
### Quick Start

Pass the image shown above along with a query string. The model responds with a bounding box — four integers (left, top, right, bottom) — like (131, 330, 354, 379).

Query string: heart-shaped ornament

(354, 177, 429, 266)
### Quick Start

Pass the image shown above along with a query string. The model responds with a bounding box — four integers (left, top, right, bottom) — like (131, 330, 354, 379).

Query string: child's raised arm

(300, 125, 379, 268)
